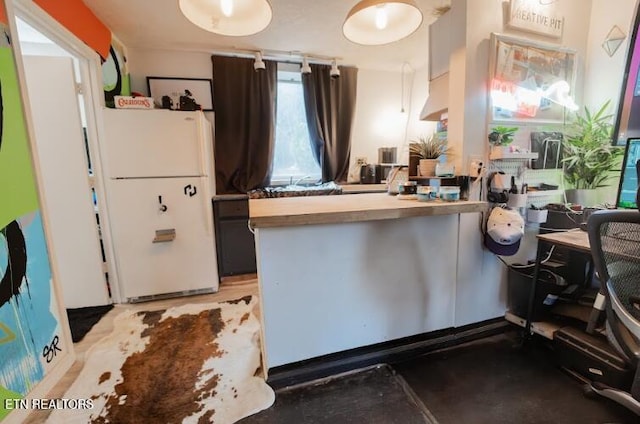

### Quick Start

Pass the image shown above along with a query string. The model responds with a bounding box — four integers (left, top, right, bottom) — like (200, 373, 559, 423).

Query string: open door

(22, 55, 110, 308)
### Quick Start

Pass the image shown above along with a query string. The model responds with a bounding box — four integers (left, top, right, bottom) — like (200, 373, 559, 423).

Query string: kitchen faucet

(293, 175, 315, 186)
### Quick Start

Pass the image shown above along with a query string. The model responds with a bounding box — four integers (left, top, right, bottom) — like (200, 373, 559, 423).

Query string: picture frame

(146, 77, 214, 111)
(488, 33, 577, 123)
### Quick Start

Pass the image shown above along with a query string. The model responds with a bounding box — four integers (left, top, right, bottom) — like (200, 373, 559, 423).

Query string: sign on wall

(489, 33, 577, 123)
(508, 0, 564, 39)
(0, 3, 68, 420)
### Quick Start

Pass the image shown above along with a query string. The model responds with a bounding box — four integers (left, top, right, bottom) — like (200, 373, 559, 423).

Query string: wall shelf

(489, 150, 539, 160)
(505, 311, 561, 340)
(526, 190, 563, 197)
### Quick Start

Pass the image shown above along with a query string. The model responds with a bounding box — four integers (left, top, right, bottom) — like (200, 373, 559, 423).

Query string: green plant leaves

(488, 126, 518, 146)
(409, 133, 451, 159)
(561, 100, 623, 189)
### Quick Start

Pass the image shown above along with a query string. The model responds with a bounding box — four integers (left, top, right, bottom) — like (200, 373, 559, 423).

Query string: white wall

(584, 0, 637, 113)
(127, 48, 213, 93)
(585, 0, 637, 205)
(348, 66, 433, 182)
(448, 0, 596, 172)
(445, 0, 612, 326)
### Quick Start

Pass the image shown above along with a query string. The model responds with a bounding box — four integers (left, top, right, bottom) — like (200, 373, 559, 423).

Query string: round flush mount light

(178, 0, 273, 36)
(343, 0, 423, 46)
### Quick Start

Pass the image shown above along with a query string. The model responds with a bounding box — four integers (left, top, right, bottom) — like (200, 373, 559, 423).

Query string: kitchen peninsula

(250, 193, 489, 371)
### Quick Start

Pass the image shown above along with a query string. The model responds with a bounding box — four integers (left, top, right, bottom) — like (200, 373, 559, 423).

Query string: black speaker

(487, 172, 509, 204)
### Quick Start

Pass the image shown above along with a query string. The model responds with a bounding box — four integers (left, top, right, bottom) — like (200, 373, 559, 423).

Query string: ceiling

(83, 0, 450, 71)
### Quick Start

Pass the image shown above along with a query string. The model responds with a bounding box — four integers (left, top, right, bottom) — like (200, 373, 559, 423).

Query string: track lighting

(254, 52, 266, 71)
(301, 56, 312, 75)
(330, 60, 340, 79)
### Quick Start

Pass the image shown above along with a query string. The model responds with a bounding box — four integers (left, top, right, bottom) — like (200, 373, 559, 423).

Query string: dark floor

(395, 332, 637, 424)
(245, 332, 638, 424)
(239, 365, 434, 424)
(66, 304, 114, 342)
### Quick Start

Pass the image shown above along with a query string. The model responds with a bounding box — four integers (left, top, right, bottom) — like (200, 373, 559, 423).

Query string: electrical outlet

(355, 157, 367, 166)
(468, 155, 485, 178)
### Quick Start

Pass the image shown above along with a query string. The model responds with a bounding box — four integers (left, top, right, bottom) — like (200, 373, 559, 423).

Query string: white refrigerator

(101, 108, 219, 301)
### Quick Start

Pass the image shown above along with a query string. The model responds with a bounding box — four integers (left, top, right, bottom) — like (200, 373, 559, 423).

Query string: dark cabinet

(213, 196, 256, 279)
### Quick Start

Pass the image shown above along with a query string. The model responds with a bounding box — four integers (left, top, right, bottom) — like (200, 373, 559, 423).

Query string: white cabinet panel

(256, 216, 457, 368)
(429, 11, 451, 80)
(102, 109, 204, 178)
(106, 177, 218, 299)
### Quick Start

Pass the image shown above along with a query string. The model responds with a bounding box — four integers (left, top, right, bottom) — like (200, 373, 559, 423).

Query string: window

(272, 64, 321, 185)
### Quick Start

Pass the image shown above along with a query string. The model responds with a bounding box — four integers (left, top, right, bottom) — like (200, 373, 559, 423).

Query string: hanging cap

(485, 207, 524, 256)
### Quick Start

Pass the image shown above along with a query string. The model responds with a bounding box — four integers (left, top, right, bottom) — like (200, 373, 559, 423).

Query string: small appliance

(378, 147, 397, 164)
(360, 164, 378, 184)
(386, 165, 409, 194)
(378, 164, 393, 182)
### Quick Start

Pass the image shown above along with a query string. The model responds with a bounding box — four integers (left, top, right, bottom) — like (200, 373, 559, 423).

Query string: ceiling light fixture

(178, 0, 273, 37)
(301, 56, 312, 74)
(330, 60, 341, 79)
(254, 52, 266, 70)
(343, 0, 423, 46)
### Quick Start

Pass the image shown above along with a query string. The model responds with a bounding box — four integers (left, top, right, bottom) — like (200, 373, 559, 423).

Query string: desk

(537, 229, 591, 254)
(524, 229, 599, 338)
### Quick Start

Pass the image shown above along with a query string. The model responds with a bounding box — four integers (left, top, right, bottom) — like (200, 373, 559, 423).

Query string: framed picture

(489, 33, 577, 123)
(147, 77, 214, 111)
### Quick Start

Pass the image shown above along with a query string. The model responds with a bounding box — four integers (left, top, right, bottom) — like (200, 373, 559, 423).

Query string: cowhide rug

(47, 296, 274, 423)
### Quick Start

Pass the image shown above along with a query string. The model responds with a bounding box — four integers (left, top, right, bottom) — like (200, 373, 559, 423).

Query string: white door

(22, 55, 110, 308)
(106, 177, 218, 300)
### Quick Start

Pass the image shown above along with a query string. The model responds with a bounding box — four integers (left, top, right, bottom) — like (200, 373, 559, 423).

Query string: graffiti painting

(0, 7, 67, 420)
(103, 35, 130, 108)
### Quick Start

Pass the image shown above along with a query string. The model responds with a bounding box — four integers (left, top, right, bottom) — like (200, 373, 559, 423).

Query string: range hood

(420, 73, 449, 121)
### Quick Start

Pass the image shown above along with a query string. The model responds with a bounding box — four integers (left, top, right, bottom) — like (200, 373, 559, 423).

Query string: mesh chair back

(588, 210, 640, 340)
(587, 209, 640, 414)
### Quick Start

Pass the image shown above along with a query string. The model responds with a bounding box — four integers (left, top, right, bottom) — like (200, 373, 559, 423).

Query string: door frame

(12, 0, 123, 303)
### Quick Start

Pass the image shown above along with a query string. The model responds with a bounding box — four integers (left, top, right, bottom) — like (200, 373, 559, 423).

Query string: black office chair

(586, 209, 640, 415)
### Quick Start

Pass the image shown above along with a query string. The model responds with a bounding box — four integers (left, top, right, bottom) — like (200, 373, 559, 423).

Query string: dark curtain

(212, 55, 277, 193)
(302, 64, 358, 182)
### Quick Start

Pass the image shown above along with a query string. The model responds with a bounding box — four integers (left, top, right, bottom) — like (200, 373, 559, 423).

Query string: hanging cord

(400, 62, 406, 113)
(496, 245, 556, 268)
(400, 62, 415, 154)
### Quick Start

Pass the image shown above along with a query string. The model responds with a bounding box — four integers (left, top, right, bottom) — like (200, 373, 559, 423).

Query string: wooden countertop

(339, 184, 387, 193)
(249, 193, 487, 228)
(212, 194, 249, 201)
(537, 228, 591, 253)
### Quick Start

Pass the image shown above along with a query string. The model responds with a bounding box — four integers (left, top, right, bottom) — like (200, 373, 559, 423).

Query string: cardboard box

(114, 96, 154, 109)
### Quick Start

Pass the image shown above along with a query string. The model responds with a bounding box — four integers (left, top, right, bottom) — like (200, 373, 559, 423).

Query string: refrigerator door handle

(196, 114, 207, 176)
(201, 178, 213, 236)
(158, 195, 168, 212)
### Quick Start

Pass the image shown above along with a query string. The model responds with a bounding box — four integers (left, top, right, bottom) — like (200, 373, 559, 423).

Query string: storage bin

(527, 208, 548, 223)
(507, 193, 528, 208)
(416, 186, 437, 202)
(507, 266, 566, 321)
(439, 186, 460, 201)
(554, 326, 633, 389)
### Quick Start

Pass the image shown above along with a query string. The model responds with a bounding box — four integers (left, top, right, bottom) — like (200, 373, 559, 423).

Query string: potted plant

(409, 133, 451, 177)
(488, 126, 518, 155)
(562, 100, 624, 206)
